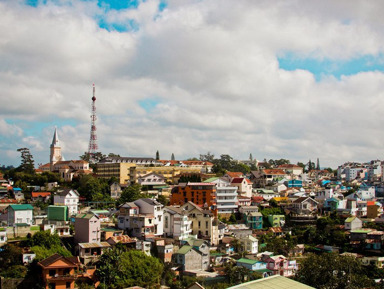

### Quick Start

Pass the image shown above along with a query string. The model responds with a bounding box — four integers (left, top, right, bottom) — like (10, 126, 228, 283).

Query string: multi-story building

(170, 182, 217, 213)
(118, 198, 164, 238)
(181, 202, 219, 245)
(54, 189, 79, 217)
(215, 186, 238, 215)
(163, 206, 192, 240)
(7, 204, 34, 226)
(74, 213, 101, 244)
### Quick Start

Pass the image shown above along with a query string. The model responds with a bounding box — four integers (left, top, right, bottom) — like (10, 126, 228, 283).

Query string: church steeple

(51, 127, 60, 148)
(50, 127, 62, 171)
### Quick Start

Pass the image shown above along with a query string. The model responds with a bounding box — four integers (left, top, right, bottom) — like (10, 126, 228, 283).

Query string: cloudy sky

(1, 0, 384, 169)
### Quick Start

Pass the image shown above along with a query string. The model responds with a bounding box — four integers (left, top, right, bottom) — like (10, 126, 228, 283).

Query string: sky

(1, 0, 384, 169)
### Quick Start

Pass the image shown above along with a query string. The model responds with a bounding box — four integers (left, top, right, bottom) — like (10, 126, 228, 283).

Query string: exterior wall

(74, 216, 100, 244)
(170, 183, 217, 211)
(216, 186, 238, 214)
(54, 191, 79, 216)
(8, 209, 33, 226)
(134, 199, 164, 236)
(184, 250, 203, 271)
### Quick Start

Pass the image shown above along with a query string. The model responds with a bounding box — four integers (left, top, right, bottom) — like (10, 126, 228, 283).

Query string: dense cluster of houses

(3, 156, 384, 288)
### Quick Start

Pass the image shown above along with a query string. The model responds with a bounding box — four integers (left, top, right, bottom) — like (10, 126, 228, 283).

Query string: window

(198, 221, 201, 228)
(49, 270, 56, 277)
(205, 221, 208, 228)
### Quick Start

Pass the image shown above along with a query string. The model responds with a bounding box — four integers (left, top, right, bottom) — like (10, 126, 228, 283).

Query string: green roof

(101, 227, 122, 232)
(345, 216, 356, 223)
(253, 268, 272, 273)
(350, 229, 372, 234)
(237, 258, 258, 265)
(227, 275, 315, 289)
(203, 177, 219, 183)
(9, 204, 34, 211)
(210, 252, 226, 257)
(176, 245, 192, 255)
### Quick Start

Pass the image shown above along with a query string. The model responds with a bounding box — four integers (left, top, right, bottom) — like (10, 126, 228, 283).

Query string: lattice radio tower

(88, 84, 98, 163)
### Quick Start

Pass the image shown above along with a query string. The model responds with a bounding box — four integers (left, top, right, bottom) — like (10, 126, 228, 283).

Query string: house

(263, 255, 297, 277)
(237, 196, 251, 207)
(231, 178, 253, 198)
(74, 213, 101, 244)
(344, 216, 363, 231)
(181, 201, 219, 245)
(252, 169, 286, 187)
(117, 202, 156, 238)
(240, 235, 258, 254)
(31, 192, 51, 202)
(7, 204, 34, 226)
(277, 164, 303, 176)
(54, 188, 80, 216)
(236, 258, 271, 277)
(77, 242, 111, 264)
(268, 215, 285, 227)
(138, 172, 167, 188)
(110, 182, 122, 199)
(289, 197, 318, 215)
(38, 253, 80, 289)
(223, 172, 244, 183)
(163, 206, 192, 240)
(134, 198, 164, 236)
(173, 239, 210, 271)
(243, 212, 263, 230)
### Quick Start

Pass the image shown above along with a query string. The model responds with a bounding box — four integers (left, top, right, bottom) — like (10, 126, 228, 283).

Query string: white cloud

(1, 0, 384, 168)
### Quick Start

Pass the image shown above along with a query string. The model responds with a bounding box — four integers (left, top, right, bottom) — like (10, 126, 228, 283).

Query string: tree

(17, 148, 35, 173)
(156, 150, 160, 160)
(79, 152, 106, 163)
(171, 153, 175, 161)
(294, 253, 373, 289)
(96, 247, 163, 289)
(117, 183, 143, 206)
(199, 152, 215, 162)
(249, 153, 253, 161)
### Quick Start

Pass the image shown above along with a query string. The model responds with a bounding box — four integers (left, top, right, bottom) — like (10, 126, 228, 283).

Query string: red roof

(231, 177, 245, 184)
(277, 164, 302, 169)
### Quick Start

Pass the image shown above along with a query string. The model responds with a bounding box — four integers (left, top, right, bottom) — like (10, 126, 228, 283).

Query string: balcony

(217, 203, 238, 209)
(216, 192, 238, 197)
(217, 198, 237, 203)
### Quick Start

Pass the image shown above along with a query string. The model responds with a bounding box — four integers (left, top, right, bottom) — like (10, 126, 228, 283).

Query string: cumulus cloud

(1, 0, 384, 168)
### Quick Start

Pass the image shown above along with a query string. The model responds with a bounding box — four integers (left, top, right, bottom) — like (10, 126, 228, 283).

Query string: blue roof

(13, 188, 22, 191)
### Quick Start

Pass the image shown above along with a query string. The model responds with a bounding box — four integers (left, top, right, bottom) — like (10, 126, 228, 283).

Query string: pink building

(74, 213, 101, 244)
(263, 255, 297, 277)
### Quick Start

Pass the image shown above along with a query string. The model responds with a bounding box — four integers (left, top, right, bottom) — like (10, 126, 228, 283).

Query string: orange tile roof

(226, 172, 243, 178)
(32, 192, 51, 198)
(263, 169, 286, 175)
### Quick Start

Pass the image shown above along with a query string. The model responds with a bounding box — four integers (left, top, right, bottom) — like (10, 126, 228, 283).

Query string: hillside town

(1, 129, 384, 289)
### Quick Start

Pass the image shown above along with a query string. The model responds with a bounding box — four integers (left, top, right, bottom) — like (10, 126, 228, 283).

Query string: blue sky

(2, 0, 384, 168)
(278, 53, 384, 81)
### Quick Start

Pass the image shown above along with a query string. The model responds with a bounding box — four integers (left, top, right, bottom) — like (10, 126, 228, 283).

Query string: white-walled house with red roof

(231, 178, 253, 198)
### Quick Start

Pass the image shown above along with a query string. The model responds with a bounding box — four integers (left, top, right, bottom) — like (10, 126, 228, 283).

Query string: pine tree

(156, 150, 160, 160)
(316, 158, 320, 170)
(171, 153, 175, 161)
(17, 148, 35, 174)
(249, 153, 253, 161)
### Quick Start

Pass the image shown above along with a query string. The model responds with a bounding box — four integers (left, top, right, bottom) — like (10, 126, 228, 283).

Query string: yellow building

(96, 157, 203, 185)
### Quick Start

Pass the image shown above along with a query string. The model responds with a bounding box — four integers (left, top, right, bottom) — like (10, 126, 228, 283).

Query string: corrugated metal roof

(78, 242, 111, 248)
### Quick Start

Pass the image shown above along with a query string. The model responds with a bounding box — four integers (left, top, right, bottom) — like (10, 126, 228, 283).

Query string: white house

(231, 178, 253, 198)
(54, 188, 80, 216)
(7, 204, 34, 226)
(240, 235, 258, 254)
(134, 198, 164, 236)
(163, 206, 192, 240)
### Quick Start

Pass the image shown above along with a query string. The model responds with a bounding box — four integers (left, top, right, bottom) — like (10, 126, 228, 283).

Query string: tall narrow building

(50, 128, 62, 171)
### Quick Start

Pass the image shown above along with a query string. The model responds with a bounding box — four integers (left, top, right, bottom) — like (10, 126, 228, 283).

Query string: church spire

(51, 127, 60, 148)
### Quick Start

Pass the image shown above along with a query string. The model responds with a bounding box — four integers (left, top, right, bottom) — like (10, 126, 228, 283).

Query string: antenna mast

(88, 84, 98, 163)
